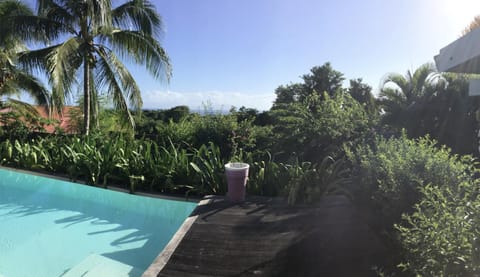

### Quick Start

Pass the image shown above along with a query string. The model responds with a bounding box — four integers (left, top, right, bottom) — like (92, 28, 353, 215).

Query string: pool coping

(142, 195, 216, 277)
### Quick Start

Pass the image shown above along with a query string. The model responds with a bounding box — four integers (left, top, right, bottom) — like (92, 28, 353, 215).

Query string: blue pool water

(0, 168, 197, 277)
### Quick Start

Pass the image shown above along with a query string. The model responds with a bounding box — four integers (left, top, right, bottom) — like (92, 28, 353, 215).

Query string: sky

(21, 0, 480, 111)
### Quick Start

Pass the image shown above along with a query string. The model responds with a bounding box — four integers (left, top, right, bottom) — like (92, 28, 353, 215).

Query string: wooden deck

(150, 195, 387, 277)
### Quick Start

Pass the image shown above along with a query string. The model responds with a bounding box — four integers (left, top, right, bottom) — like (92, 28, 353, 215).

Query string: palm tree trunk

(90, 76, 99, 130)
(83, 55, 91, 135)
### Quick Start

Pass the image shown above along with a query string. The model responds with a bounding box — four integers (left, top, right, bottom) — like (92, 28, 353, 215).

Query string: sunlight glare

(436, 0, 480, 32)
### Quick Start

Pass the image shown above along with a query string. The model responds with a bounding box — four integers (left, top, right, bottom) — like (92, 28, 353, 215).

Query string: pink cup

(225, 163, 249, 202)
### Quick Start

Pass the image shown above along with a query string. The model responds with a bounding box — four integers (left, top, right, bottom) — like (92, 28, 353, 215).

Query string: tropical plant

(10, 139, 51, 170)
(190, 142, 226, 194)
(0, 0, 50, 111)
(379, 63, 446, 136)
(115, 140, 147, 193)
(13, 0, 171, 135)
(60, 138, 86, 181)
(155, 140, 192, 192)
(287, 156, 351, 205)
(418, 73, 480, 155)
(246, 153, 289, 196)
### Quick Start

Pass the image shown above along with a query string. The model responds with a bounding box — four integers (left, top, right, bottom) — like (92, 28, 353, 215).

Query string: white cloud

(141, 90, 275, 111)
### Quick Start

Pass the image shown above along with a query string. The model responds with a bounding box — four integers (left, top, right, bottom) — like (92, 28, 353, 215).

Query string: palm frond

(37, 0, 56, 15)
(112, 0, 162, 36)
(382, 73, 410, 97)
(95, 47, 137, 128)
(6, 15, 70, 43)
(105, 29, 171, 80)
(4, 97, 41, 119)
(379, 88, 407, 110)
(0, 50, 16, 71)
(413, 63, 436, 95)
(18, 45, 58, 76)
(45, 37, 83, 106)
(37, 0, 76, 35)
(0, 0, 34, 46)
(12, 71, 50, 106)
(0, 0, 32, 17)
(86, 0, 112, 30)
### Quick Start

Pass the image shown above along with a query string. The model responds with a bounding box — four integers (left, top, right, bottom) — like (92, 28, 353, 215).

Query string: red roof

(35, 106, 81, 134)
(0, 105, 81, 134)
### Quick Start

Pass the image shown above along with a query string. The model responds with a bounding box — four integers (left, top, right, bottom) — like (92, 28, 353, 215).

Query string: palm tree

(0, 0, 49, 106)
(379, 63, 445, 135)
(12, 0, 171, 135)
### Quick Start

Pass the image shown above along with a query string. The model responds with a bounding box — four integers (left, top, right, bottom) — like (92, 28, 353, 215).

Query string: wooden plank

(157, 195, 387, 277)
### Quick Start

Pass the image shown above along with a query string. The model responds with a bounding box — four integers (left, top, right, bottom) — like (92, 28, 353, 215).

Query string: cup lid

(225, 162, 249, 170)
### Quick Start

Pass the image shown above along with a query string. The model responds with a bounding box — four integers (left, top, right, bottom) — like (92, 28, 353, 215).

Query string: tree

(419, 73, 480, 155)
(273, 83, 304, 106)
(272, 63, 345, 107)
(347, 78, 378, 116)
(0, 0, 48, 105)
(271, 91, 370, 162)
(379, 63, 444, 135)
(12, 0, 171, 135)
(301, 62, 344, 100)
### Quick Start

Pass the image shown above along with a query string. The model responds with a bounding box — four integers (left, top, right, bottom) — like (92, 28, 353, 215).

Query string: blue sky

(21, 0, 480, 111)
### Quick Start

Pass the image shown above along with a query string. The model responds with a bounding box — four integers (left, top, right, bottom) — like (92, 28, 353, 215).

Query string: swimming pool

(0, 168, 197, 277)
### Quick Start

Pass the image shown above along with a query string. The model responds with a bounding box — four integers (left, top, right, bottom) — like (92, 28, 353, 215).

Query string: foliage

(272, 62, 344, 107)
(0, 130, 347, 204)
(286, 156, 351, 205)
(379, 64, 480, 155)
(0, 0, 49, 105)
(349, 134, 477, 230)
(347, 78, 378, 117)
(246, 156, 290, 197)
(137, 106, 191, 131)
(0, 101, 57, 140)
(271, 91, 371, 162)
(380, 63, 441, 105)
(13, 0, 171, 134)
(417, 73, 480, 155)
(268, 63, 375, 163)
(234, 151, 348, 204)
(189, 113, 238, 157)
(190, 142, 226, 194)
(396, 181, 480, 276)
(140, 111, 271, 162)
(379, 63, 445, 135)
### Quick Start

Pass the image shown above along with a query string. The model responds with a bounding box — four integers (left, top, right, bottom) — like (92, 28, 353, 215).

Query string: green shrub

(271, 91, 370, 162)
(350, 134, 475, 229)
(190, 113, 238, 158)
(287, 156, 351, 205)
(396, 181, 480, 276)
(246, 153, 291, 197)
(155, 118, 196, 146)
